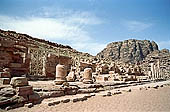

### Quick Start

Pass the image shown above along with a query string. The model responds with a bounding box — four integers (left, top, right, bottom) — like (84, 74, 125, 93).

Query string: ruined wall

(0, 38, 30, 76)
(45, 54, 72, 78)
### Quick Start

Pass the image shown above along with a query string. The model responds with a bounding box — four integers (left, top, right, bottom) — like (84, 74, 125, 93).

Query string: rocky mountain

(96, 39, 159, 63)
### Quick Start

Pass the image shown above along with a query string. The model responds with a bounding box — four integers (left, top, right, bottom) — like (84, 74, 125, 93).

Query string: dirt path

(8, 85, 170, 112)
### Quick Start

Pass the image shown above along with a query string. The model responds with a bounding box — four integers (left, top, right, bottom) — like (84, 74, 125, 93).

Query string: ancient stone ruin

(0, 29, 170, 110)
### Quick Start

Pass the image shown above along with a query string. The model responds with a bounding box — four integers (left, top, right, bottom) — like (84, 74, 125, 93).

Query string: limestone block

(49, 91, 65, 97)
(10, 63, 22, 68)
(0, 72, 11, 78)
(64, 86, 78, 95)
(0, 78, 10, 85)
(16, 86, 33, 96)
(77, 88, 96, 94)
(10, 77, 28, 87)
(96, 76, 108, 82)
(61, 99, 70, 103)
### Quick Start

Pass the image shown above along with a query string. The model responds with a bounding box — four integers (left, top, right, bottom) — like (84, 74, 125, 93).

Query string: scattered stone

(16, 85, 33, 96)
(28, 92, 41, 104)
(77, 88, 96, 94)
(24, 103, 33, 108)
(49, 91, 64, 97)
(72, 98, 79, 102)
(53, 101, 60, 105)
(0, 78, 10, 85)
(107, 92, 112, 96)
(61, 99, 70, 103)
(113, 91, 122, 95)
(153, 85, 159, 89)
(160, 85, 163, 87)
(85, 94, 91, 98)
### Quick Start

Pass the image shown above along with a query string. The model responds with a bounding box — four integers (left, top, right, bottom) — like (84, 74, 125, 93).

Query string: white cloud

(0, 9, 105, 55)
(123, 20, 152, 32)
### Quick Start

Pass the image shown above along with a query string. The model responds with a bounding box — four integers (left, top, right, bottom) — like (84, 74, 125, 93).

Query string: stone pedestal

(83, 68, 93, 84)
(54, 64, 67, 85)
(16, 86, 33, 96)
(10, 77, 28, 87)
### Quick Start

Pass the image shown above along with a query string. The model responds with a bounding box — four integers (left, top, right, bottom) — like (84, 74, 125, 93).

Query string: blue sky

(0, 0, 170, 55)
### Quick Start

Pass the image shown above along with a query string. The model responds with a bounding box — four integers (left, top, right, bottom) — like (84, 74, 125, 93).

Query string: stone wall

(0, 38, 30, 77)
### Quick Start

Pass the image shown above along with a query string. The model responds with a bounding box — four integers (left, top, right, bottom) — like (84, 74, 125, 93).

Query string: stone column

(157, 60, 160, 79)
(151, 63, 155, 80)
(54, 64, 67, 85)
(83, 68, 93, 84)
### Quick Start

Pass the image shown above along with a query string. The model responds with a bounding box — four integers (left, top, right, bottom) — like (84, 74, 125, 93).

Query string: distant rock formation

(96, 39, 158, 63)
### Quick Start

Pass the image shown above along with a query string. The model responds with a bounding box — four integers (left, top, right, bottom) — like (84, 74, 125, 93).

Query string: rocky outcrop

(97, 39, 158, 63)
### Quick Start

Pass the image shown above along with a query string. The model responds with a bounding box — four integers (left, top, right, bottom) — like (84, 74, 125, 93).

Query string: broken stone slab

(72, 98, 79, 102)
(152, 85, 159, 89)
(106, 92, 112, 96)
(77, 83, 103, 89)
(0, 88, 15, 97)
(48, 100, 61, 106)
(28, 92, 41, 104)
(96, 76, 108, 82)
(122, 88, 131, 92)
(77, 88, 97, 94)
(90, 93, 95, 96)
(113, 91, 122, 95)
(10, 77, 28, 87)
(0, 96, 11, 106)
(11, 95, 28, 103)
(75, 96, 87, 101)
(49, 91, 65, 97)
(84, 94, 92, 98)
(53, 100, 60, 105)
(5, 103, 24, 111)
(33, 88, 43, 92)
(64, 86, 78, 95)
(38, 92, 50, 99)
(16, 86, 33, 96)
(61, 99, 70, 103)
(24, 103, 33, 108)
(0, 72, 11, 78)
(0, 78, 10, 85)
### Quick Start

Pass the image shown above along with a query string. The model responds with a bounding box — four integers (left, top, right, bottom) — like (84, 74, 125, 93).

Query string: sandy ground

(8, 84, 170, 112)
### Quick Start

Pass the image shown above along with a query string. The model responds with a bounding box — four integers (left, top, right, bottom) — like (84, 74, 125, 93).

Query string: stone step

(43, 93, 95, 106)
